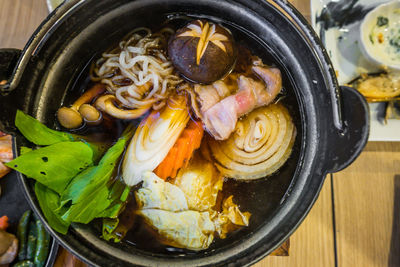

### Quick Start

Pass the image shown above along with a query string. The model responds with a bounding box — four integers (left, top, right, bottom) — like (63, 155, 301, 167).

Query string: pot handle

(326, 86, 369, 173)
(0, 48, 23, 134)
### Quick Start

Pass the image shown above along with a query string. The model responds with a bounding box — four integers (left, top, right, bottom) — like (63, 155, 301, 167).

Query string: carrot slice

(0, 215, 9, 230)
(172, 138, 188, 178)
(154, 119, 204, 180)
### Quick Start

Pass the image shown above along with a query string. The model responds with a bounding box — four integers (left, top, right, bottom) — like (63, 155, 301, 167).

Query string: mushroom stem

(95, 95, 151, 119)
(57, 83, 106, 129)
(72, 83, 106, 109)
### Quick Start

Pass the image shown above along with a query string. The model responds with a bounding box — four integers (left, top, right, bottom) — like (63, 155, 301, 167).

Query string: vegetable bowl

(359, 0, 400, 71)
(0, 0, 369, 266)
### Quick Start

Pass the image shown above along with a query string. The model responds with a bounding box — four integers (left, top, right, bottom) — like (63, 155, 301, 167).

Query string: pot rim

(3, 0, 363, 266)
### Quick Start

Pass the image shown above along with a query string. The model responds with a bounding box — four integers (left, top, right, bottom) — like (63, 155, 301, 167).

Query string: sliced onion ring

(209, 103, 296, 180)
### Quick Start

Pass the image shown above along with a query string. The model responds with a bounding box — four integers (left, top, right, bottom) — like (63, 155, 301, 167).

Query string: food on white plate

(359, 1, 400, 71)
(350, 72, 400, 102)
(7, 19, 296, 252)
(375, 100, 400, 125)
(367, 14, 400, 65)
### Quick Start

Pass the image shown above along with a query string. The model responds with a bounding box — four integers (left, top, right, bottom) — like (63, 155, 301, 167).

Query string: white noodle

(146, 73, 159, 99)
(91, 27, 182, 109)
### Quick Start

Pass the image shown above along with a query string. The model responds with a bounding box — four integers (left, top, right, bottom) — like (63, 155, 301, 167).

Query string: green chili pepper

(33, 220, 50, 267)
(17, 210, 31, 260)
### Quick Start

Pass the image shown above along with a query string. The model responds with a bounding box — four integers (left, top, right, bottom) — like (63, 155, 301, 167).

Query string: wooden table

(1, 1, 399, 267)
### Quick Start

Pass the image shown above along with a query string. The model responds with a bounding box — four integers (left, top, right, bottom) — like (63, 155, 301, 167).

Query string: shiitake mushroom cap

(168, 19, 237, 84)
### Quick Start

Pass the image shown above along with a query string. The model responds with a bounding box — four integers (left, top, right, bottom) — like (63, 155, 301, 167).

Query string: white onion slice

(122, 96, 189, 186)
(209, 103, 296, 180)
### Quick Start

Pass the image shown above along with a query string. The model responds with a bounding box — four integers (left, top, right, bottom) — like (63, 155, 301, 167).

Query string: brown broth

(63, 18, 301, 256)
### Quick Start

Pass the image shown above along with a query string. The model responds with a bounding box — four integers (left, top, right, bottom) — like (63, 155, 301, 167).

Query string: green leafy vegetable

(390, 34, 400, 50)
(102, 218, 122, 242)
(15, 110, 106, 161)
(12, 111, 137, 237)
(100, 183, 131, 242)
(58, 137, 128, 224)
(369, 33, 375, 44)
(377, 16, 388, 27)
(20, 146, 33, 155)
(101, 195, 135, 243)
(83, 141, 109, 163)
(35, 182, 70, 234)
(6, 142, 93, 193)
(15, 110, 106, 162)
(99, 184, 130, 219)
(15, 110, 75, 146)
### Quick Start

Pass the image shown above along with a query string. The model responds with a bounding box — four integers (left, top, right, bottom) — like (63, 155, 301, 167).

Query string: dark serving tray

(0, 170, 59, 267)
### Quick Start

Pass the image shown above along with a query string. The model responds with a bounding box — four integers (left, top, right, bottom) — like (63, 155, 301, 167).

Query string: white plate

(46, 0, 64, 12)
(311, 0, 400, 141)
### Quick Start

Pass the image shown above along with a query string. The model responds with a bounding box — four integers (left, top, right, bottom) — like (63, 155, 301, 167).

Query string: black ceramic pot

(0, 0, 369, 266)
